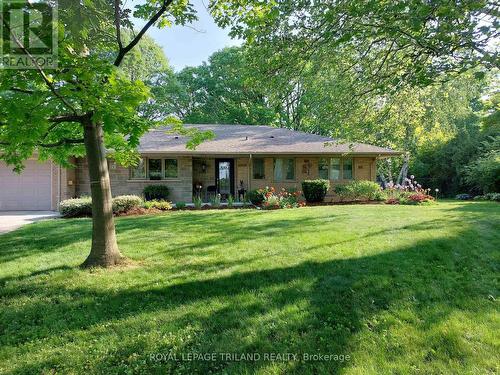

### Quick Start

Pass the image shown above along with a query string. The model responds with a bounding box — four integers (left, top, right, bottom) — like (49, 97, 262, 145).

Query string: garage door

(0, 160, 52, 210)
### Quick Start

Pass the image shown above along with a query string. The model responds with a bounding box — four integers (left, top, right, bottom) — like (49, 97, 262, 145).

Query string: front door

(215, 159, 234, 199)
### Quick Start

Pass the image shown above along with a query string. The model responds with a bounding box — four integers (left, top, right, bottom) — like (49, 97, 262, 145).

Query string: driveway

(0, 211, 60, 235)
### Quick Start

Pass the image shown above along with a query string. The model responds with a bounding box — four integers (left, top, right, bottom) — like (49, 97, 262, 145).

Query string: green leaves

(210, 0, 498, 92)
(157, 47, 277, 125)
(167, 122, 215, 150)
(0, 0, 200, 169)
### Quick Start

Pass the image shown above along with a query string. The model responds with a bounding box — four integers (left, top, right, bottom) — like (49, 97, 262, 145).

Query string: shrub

(333, 184, 350, 201)
(352, 180, 382, 200)
(59, 197, 92, 217)
(175, 201, 186, 209)
(485, 192, 500, 201)
(334, 180, 381, 201)
(247, 189, 265, 205)
(193, 196, 203, 209)
(60, 195, 144, 217)
(112, 195, 143, 213)
(464, 145, 500, 194)
(473, 195, 486, 200)
(455, 193, 473, 200)
(143, 185, 170, 201)
(302, 179, 330, 202)
(210, 194, 221, 208)
(143, 200, 172, 211)
(227, 194, 234, 208)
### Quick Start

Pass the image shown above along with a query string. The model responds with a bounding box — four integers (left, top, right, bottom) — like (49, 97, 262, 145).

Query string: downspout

(58, 165, 61, 211)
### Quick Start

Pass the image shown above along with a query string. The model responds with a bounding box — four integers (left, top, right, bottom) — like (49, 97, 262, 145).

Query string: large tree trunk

(81, 115, 124, 267)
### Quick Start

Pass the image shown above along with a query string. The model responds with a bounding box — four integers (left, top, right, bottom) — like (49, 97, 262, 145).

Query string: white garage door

(0, 160, 52, 210)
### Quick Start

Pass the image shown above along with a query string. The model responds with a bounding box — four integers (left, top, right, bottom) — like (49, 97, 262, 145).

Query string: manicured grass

(0, 201, 499, 374)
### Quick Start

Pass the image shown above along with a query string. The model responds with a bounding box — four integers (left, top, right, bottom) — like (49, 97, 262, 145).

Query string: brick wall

(73, 155, 376, 204)
(243, 156, 377, 202)
(75, 156, 193, 203)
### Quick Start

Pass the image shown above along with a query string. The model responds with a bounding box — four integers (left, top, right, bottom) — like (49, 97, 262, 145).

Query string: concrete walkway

(0, 211, 60, 234)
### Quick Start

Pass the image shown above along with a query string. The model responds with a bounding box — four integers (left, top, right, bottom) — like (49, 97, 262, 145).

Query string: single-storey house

(0, 124, 401, 210)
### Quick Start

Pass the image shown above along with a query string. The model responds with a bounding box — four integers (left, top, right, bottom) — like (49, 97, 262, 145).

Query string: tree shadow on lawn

(0, 219, 93, 263)
(2, 224, 498, 374)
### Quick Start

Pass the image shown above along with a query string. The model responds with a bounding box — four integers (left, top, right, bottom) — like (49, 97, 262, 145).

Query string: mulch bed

(64, 200, 385, 219)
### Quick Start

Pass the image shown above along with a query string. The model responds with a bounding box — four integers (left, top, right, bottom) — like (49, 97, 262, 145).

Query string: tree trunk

(81, 115, 124, 267)
(386, 159, 393, 183)
(397, 153, 410, 186)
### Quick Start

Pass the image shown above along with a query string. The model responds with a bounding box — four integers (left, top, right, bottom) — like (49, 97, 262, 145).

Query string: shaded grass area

(0, 201, 499, 374)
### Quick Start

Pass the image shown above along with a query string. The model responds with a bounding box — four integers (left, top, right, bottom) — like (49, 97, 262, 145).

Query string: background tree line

(144, 42, 499, 197)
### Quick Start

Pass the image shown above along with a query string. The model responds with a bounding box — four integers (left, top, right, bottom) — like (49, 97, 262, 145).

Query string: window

(130, 158, 146, 179)
(318, 158, 329, 179)
(330, 158, 341, 180)
(274, 158, 295, 181)
(343, 158, 353, 179)
(148, 159, 162, 180)
(164, 159, 178, 178)
(253, 158, 265, 179)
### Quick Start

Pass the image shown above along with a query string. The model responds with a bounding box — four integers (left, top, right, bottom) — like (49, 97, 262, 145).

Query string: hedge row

(59, 195, 143, 217)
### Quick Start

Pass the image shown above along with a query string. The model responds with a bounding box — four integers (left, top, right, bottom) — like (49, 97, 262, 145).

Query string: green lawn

(0, 201, 499, 374)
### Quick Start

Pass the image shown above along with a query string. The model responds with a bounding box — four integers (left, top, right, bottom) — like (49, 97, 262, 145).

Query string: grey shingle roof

(138, 124, 401, 156)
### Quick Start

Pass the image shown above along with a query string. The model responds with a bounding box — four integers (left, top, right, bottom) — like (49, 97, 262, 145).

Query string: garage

(0, 160, 53, 211)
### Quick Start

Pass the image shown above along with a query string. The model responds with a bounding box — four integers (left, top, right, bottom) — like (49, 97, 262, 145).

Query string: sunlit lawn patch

(0, 201, 498, 374)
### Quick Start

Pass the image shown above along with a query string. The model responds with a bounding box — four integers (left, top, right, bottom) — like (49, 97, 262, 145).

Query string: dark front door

(215, 159, 234, 199)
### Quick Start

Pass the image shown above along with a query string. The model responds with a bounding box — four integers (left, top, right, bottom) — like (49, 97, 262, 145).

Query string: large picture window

(330, 158, 341, 180)
(129, 158, 179, 180)
(318, 158, 329, 180)
(130, 158, 146, 179)
(164, 159, 178, 178)
(253, 158, 265, 179)
(274, 158, 295, 181)
(316, 157, 353, 180)
(148, 159, 162, 180)
(343, 158, 353, 180)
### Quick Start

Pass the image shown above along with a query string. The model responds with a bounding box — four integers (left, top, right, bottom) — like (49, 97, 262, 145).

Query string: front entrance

(215, 159, 234, 199)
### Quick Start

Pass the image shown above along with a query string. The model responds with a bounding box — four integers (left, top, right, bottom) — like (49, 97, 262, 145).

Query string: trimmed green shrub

(112, 195, 143, 213)
(143, 185, 170, 201)
(59, 197, 92, 217)
(61, 195, 143, 217)
(175, 201, 187, 209)
(333, 184, 349, 199)
(302, 179, 330, 202)
(143, 200, 172, 211)
(247, 189, 265, 205)
(334, 180, 381, 201)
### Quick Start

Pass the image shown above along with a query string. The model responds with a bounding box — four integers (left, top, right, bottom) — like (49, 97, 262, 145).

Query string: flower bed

(383, 176, 436, 205)
(245, 187, 305, 209)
